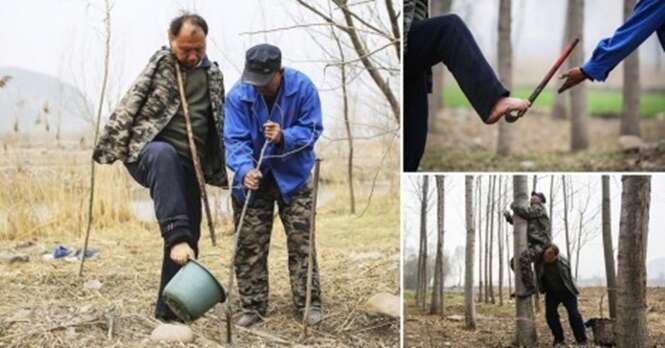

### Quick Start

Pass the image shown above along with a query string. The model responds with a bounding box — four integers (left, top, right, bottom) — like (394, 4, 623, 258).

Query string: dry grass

(404, 288, 665, 347)
(0, 142, 400, 347)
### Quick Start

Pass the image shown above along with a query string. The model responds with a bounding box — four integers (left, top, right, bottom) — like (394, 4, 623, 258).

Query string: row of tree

(429, 0, 643, 154)
(411, 175, 652, 346)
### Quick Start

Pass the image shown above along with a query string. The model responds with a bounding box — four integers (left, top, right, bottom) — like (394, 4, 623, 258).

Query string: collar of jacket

(238, 68, 299, 103)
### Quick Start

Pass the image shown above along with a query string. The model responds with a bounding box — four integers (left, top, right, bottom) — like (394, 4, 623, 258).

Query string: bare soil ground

(420, 108, 665, 171)
(0, 145, 400, 347)
(404, 288, 665, 347)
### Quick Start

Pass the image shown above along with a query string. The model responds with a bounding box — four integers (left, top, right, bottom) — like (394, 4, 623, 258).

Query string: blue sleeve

(280, 80, 323, 152)
(581, 0, 665, 81)
(223, 90, 255, 184)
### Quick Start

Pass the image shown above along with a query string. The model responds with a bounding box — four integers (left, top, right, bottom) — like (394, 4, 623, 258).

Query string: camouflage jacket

(506, 202, 552, 250)
(404, 0, 429, 52)
(92, 48, 228, 188)
(536, 256, 579, 295)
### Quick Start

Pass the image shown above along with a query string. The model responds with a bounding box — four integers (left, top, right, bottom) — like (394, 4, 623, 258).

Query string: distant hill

(0, 67, 93, 136)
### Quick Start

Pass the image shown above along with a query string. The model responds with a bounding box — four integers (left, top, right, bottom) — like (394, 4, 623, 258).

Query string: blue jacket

(223, 67, 323, 203)
(581, 0, 665, 82)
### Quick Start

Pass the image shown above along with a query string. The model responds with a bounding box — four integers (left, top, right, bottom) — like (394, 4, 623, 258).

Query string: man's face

(543, 247, 558, 263)
(256, 70, 282, 97)
(170, 22, 207, 68)
(530, 195, 541, 205)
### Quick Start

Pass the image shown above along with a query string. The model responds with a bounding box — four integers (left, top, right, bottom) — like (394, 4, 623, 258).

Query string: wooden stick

(303, 158, 322, 337)
(174, 62, 217, 247)
(224, 141, 270, 344)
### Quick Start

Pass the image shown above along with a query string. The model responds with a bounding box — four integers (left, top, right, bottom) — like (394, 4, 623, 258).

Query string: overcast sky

(403, 175, 665, 280)
(0, 0, 398, 138)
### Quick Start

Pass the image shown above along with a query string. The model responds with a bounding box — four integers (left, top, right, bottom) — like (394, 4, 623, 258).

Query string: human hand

(487, 97, 531, 124)
(558, 67, 587, 93)
(244, 169, 263, 190)
(263, 121, 282, 144)
(170, 242, 194, 266)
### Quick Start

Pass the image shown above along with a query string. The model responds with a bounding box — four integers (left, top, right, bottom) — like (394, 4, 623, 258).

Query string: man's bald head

(169, 13, 208, 68)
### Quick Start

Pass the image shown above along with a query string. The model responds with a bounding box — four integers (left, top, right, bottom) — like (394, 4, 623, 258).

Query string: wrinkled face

(543, 247, 558, 263)
(257, 70, 283, 97)
(170, 22, 207, 68)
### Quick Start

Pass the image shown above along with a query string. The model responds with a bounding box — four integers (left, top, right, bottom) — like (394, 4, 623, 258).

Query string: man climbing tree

(504, 191, 552, 298)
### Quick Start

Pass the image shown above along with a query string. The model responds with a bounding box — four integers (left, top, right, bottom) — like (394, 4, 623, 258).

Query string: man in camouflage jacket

(92, 13, 227, 322)
(504, 191, 552, 298)
(403, 0, 530, 171)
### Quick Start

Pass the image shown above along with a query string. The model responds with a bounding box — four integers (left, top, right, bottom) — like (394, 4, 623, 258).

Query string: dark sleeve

(511, 202, 547, 220)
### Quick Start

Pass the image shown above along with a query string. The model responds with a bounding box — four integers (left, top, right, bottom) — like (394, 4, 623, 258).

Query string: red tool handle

(505, 38, 580, 123)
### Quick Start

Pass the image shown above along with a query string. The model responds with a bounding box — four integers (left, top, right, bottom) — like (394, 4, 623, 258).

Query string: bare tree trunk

(416, 176, 429, 308)
(615, 176, 651, 348)
(562, 176, 572, 261)
(497, 0, 513, 156)
(477, 176, 484, 303)
(621, 0, 641, 136)
(549, 175, 554, 221)
(512, 175, 538, 347)
(602, 175, 617, 319)
(568, 0, 589, 151)
(489, 176, 496, 304)
(531, 175, 542, 314)
(431, 175, 445, 316)
(552, 1, 571, 120)
(484, 176, 491, 303)
(465, 175, 477, 329)
(505, 176, 512, 295)
(330, 20, 356, 214)
(498, 176, 504, 306)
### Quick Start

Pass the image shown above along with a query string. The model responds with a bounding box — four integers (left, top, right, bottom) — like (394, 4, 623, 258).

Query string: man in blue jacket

(224, 44, 323, 328)
(559, 0, 664, 92)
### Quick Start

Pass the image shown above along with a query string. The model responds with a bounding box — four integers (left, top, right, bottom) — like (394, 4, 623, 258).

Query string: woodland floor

(420, 108, 665, 172)
(404, 288, 665, 347)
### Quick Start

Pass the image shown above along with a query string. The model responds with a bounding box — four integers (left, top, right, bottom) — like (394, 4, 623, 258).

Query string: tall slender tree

(464, 175, 477, 329)
(568, 0, 589, 150)
(621, 0, 641, 136)
(477, 176, 484, 303)
(602, 175, 617, 319)
(416, 176, 430, 308)
(489, 176, 496, 304)
(513, 176, 538, 347)
(484, 176, 492, 303)
(431, 175, 446, 315)
(497, 176, 504, 306)
(497, 0, 514, 156)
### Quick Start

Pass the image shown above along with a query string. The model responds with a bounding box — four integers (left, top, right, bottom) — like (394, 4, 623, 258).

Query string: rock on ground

(365, 292, 400, 318)
(150, 323, 194, 343)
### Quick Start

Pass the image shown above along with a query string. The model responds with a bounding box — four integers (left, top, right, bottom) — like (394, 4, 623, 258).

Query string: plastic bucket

(163, 259, 226, 322)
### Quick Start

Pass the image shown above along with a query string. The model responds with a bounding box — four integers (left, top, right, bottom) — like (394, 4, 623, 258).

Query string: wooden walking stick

(224, 141, 270, 344)
(174, 62, 217, 247)
(303, 158, 322, 337)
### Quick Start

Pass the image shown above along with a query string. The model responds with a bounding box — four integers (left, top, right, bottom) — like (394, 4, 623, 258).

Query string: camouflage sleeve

(510, 202, 547, 220)
(92, 49, 167, 164)
(403, 0, 415, 50)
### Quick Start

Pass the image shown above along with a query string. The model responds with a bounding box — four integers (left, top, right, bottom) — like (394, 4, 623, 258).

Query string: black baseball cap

(241, 44, 282, 87)
(531, 191, 546, 203)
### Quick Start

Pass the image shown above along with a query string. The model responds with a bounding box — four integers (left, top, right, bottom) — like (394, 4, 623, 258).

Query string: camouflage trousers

(231, 174, 321, 315)
(510, 245, 544, 292)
